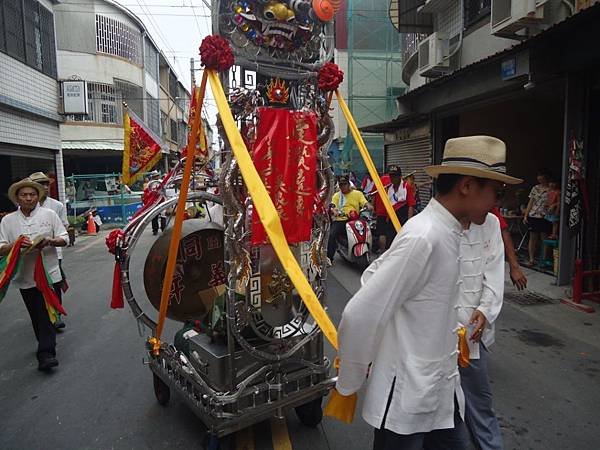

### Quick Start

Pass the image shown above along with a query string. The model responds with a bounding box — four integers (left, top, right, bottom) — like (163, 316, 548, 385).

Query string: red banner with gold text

(251, 108, 318, 245)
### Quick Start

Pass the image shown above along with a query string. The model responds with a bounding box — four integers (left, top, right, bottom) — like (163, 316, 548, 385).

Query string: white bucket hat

(425, 135, 522, 185)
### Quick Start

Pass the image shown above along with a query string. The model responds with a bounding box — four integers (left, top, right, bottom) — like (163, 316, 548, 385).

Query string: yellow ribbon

(324, 389, 357, 424)
(335, 89, 401, 233)
(457, 326, 471, 368)
(207, 70, 338, 350)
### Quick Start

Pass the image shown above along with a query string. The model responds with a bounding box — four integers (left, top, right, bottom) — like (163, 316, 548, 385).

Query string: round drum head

(143, 220, 225, 323)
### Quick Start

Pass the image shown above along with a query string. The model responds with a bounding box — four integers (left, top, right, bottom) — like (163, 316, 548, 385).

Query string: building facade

(54, 0, 189, 178)
(329, 0, 404, 177)
(367, 0, 600, 284)
(0, 0, 64, 208)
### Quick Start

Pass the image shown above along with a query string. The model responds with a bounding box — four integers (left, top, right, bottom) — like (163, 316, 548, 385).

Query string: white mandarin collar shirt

(0, 206, 68, 289)
(336, 198, 467, 435)
(457, 213, 505, 358)
(40, 197, 68, 259)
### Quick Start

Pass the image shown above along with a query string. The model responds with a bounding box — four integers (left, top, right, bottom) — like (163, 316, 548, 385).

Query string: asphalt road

(1, 230, 599, 449)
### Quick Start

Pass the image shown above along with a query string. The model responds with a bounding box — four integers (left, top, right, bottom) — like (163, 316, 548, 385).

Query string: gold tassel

(458, 327, 471, 368)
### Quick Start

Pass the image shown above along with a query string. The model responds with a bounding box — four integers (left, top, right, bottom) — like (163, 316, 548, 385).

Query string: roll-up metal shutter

(385, 135, 432, 205)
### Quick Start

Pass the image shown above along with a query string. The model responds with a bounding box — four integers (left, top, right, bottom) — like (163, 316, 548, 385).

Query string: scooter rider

(327, 175, 373, 263)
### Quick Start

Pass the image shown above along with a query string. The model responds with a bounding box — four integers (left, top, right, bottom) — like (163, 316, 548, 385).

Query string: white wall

(331, 49, 348, 140)
(57, 51, 144, 86)
(60, 124, 122, 142)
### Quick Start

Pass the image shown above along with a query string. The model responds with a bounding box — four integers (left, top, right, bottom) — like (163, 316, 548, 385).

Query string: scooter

(336, 208, 373, 270)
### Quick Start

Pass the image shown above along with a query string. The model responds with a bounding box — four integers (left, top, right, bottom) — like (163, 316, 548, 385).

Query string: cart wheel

(204, 433, 233, 450)
(152, 373, 170, 406)
(295, 396, 323, 428)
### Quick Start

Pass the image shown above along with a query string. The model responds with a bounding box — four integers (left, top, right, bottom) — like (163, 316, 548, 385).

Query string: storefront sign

(62, 80, 88, 114)
(501, 58, 517, 80)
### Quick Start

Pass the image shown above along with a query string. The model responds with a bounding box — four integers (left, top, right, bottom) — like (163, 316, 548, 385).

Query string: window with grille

(144, 38, 158, 81)
(161, 112, 168, 139)
(170, 119, 178, 144)
(147, 98, 160, 136)
(0, 0, 57, 77)
(114, 79, 143, 119)
(178, 120, 187, 146)
(168, 71, 178, 100)
(95, 14, 142, 65)
(464, 0, 491, 29)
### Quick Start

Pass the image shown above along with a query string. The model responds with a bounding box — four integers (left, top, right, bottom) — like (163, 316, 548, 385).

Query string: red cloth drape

(33, 253, 66, 316)
(251, 108, 318, 245)
(110, 262, 124, 309)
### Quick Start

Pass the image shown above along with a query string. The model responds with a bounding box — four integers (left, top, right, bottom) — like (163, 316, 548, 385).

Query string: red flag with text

(251, 108, 318, 245)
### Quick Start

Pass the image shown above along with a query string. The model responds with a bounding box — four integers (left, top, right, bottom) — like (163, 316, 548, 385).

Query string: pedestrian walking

(0, 179, 68, 371)
(456, 211, 505, 450)
(523, 169, 552, 266)
(334, 136, 522, 450)
(29, 172, 69, 329)
(373, 165, 415, 252)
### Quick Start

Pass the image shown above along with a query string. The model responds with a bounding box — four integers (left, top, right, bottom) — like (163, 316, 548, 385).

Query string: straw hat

(29, 172, 54, 184)
(425, 136, 522, 184)
(8, 178, 44, 204)
(404, 170, 417, 178)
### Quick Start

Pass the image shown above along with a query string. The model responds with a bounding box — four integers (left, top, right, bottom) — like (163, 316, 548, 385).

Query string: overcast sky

(116, 0, 217, 122)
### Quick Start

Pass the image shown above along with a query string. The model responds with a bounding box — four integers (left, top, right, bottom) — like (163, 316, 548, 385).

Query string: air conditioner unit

(491, 0, 548, 38)
(417, 32, 450, 78)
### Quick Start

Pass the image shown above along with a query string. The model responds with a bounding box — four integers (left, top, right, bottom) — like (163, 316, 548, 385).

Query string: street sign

(501, 58, 517, 80)
(62, 80, 88, 114)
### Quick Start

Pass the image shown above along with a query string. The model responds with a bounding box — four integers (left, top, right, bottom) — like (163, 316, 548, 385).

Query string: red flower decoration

(106, 229, 124, 255)
(200, 35, 235, 72)
(318, 63, 344, 92)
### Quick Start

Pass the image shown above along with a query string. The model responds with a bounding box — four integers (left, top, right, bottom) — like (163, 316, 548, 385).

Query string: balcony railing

(401, 33, 429, 62)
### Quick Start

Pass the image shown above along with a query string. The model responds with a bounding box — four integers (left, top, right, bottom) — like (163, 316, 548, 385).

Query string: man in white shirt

(335, 136, 522, 449)
(30, 172, 69, 329)
(457, 213, 505, 450)
(0, 179, 68, 371)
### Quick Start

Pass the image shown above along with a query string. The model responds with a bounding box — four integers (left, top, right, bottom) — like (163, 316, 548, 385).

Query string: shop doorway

(438, 79, 566, 276)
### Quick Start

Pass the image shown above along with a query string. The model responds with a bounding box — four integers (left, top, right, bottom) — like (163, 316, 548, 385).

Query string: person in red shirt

(374, 165, 416, 252)
(490, 206, 527, 290)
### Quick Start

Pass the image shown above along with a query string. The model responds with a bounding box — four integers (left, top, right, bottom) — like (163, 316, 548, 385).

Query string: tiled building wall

(0, 108, 60, 150)
(0, 51, 60, 116)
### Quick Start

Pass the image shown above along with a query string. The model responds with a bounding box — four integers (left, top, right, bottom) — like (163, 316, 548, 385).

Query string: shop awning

(360, 113, 428, 133)
(61, 141, 124, 152)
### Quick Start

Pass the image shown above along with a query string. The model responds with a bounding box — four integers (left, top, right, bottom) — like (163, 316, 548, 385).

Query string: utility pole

(190, 57, 196, 89)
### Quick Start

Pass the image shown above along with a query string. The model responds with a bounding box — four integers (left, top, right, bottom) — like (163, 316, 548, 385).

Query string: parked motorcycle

(336, 208, 373, 270)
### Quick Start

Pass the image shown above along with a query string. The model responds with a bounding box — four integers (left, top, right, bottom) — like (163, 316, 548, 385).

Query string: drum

(143, 219, 225, 323)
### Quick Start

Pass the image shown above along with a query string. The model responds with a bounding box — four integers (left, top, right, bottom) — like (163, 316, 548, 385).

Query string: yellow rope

(335, 89, 401, 233)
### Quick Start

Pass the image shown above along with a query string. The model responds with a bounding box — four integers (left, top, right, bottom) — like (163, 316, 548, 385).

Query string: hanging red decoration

(106, 229, 124, 255)
(199, 36, 235, 72)
(318, 62, 344, 92)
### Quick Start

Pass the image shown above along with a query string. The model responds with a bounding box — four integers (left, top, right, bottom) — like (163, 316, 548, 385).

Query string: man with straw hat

(29, 172, 69, 329)
(0, 178, 68, 371)
(335, 136, 521, 449)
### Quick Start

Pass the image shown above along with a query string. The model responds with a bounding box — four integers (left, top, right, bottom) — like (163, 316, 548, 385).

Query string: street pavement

(1, 229, 599, 449)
